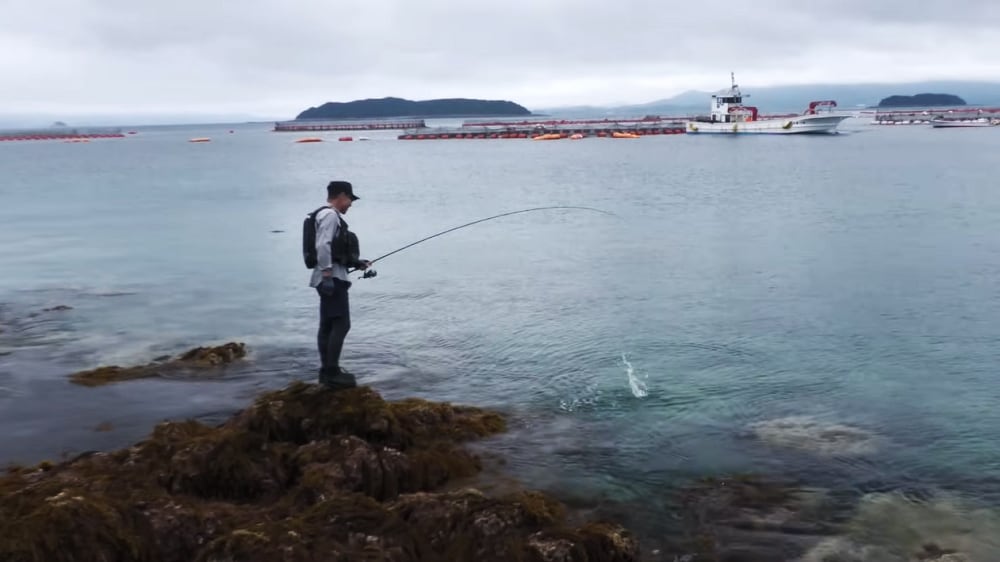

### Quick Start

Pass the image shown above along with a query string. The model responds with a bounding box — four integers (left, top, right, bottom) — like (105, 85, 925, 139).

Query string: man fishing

(304, 200, 612, 388)
(308, 180, 370, 389)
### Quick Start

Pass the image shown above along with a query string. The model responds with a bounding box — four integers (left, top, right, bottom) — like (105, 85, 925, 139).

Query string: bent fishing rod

(348, 205, 617, 279)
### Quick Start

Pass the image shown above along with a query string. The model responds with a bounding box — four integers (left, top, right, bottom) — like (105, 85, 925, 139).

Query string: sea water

(2, 119, 999, 556)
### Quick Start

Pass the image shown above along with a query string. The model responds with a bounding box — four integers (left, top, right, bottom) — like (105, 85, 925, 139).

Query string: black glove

(317, 277, 337, 297)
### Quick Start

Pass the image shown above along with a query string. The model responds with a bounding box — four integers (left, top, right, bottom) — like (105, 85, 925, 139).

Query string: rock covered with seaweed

(68, 342, 248, 386)
(0, 381, 638, 562)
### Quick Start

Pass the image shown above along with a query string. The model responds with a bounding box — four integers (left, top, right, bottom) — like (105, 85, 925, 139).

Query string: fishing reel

(362, 269, 378, 279)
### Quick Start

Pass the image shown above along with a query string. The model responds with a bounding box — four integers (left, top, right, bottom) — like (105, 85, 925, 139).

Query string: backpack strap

(313, 206, 332, 235)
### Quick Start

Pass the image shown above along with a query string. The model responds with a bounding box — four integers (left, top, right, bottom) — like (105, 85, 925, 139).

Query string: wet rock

(160, 428, 295, 501)
(0, 382, 637, 562)
(799, 537, 900, 562)
(798, 489, 1000, 562)
(176, 342, 246, 366)
(681, 475, 798, 521)
(69, 342, 247, 386)
(674, 475, 841, 561)
(229, 384, 505, 449)
(931, 555, 971, 562)
(917, 543, 960, 560)
(839, 491, 997, 562)
(0, 486, 159, 562)
(912, 544, 972, 561)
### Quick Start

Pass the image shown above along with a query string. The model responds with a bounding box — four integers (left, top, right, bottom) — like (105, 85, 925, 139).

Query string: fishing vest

(331, 215, 362, 268)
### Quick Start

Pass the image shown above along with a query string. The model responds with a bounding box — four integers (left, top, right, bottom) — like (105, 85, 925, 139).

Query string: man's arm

(315, 210, 339, 277)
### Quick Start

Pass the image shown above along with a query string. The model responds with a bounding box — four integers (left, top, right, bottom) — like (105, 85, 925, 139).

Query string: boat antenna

(349, 206, 617, 278)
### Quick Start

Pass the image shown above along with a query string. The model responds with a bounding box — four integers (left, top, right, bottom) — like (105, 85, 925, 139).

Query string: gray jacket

(309, 207, 349, 287)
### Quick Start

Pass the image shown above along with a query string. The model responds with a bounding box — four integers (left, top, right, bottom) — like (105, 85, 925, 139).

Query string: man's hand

(318, 277, 337, 297)
(356, 260, 372, 271)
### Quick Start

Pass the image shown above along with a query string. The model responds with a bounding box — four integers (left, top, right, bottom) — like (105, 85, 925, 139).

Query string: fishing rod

(349, 205, 617, 279)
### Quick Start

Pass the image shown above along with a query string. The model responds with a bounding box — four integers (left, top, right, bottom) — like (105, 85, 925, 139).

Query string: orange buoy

(296, 137, 323, 143)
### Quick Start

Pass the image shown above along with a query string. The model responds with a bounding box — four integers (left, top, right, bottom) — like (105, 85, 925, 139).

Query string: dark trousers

(317, 279, 354, 386)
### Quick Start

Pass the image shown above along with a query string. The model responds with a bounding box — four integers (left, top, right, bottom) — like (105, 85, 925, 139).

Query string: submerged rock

(669, 475, 842, 561)
(746, 416, 879, 457)
(69, 342, 247, 386)
(796, 489, 1000, 562)
(0, 382, 638, 562)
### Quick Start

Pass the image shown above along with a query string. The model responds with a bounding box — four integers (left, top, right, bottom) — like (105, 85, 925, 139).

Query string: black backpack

(303, 207, 362, 269)
(302, 206, 329, 269)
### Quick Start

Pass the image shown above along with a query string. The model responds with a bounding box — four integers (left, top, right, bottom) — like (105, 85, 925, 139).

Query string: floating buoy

(532, 133, 562, 140)
(338, 136, 353, 142)
(296, 137, 323, 143)
(188, 137, 211, 143)
(612, 132, 640, 139)
(569, 133, 584, 140)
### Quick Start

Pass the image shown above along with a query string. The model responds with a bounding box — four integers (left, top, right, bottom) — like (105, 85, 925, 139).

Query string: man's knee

(333, 315, 350, 336)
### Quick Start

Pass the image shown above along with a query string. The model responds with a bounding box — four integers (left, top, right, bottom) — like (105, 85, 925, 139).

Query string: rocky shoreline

(2, 361, 642, 562)
(2, 340, 991, 561)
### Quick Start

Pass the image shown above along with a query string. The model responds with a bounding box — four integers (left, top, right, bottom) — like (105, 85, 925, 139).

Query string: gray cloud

(1, 0, 998, 121)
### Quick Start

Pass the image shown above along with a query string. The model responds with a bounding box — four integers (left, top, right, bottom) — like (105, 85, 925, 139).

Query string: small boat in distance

(931, 118, 998, 128)
(685, 73, 850, 134)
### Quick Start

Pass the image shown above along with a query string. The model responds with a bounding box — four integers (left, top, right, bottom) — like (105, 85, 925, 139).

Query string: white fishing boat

(685, 73, 850, 134)
(931, 118, 997, 128)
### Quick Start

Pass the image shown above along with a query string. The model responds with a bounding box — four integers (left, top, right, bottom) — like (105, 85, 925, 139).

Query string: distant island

(878, 93, 967, 107)
(296, 97, 532, 120)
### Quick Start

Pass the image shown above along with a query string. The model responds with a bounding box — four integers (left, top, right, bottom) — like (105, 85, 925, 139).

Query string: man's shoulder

(315, 207, 336, 222)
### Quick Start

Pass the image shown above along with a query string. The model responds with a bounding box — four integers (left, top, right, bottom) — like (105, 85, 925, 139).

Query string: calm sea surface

(2, 118, 999, 556)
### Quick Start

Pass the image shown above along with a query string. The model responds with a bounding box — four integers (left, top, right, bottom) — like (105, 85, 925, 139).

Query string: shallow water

(2, 119, 1000, 556)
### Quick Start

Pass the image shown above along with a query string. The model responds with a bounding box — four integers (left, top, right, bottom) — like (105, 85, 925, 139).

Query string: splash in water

(621, 353, 648, 398)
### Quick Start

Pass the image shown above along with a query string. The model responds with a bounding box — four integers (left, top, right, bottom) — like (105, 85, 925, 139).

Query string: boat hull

(685, 114, 850, 134)
(931, 120, 996, 128)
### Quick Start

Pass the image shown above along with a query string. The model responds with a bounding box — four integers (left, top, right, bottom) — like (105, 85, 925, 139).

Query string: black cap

(327, 180, 359, 201)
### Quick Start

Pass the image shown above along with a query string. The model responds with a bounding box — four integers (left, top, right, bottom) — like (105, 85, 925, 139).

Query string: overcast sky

(2, 0, 999, 121)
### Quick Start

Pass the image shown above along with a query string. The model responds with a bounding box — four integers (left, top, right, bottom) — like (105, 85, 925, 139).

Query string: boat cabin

(710, 73, 758, 123)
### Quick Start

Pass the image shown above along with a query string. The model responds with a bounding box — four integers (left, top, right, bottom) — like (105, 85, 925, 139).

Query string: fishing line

(350, 205, 617, 278)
